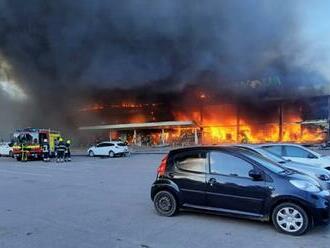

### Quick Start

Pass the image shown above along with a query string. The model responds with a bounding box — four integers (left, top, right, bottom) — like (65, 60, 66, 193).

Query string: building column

(279, 102, 283, 142)
(236, 105, 240, 143)
(133, 129, 137, 145)
(161, 129, 165, 144)
(109, 130, 112, 141)
(194, 128, 199, 145)
(327, 96, 330, 140)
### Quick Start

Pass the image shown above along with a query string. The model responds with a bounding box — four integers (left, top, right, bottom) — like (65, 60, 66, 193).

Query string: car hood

(280, 169, 321, 186)
(288, 155, 330, 168)
(283, 161, 330, 180)
(316, 155, 330, 165)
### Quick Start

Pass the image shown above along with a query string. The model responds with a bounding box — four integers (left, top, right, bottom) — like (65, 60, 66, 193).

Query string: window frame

(173, 150, 208, 174)
(207, 150, 256, 179)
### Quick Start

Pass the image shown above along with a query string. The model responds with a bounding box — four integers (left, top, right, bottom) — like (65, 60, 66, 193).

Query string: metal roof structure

(79, 121, 197, 131)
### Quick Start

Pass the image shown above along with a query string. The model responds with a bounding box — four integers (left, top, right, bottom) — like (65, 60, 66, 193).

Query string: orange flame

(173, 104, 325, 144)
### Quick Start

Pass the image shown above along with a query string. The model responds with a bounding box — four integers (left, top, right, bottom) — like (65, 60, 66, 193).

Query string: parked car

(234, 144, 330, 188)
(0, 142, 14, 157)
(87, 141, 129, 157)
(151, 146, 330, 235)
(259, 143, 330, 170)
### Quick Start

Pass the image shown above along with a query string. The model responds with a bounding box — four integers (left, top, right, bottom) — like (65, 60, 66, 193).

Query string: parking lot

(0, 154, 329, 248)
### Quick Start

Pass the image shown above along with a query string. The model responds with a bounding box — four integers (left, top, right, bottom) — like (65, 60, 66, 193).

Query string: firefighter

(56, 138, 66, 163)
(65, 139, 71, 162)
(42, 139, 50, 162)
(54, 138, 59, 158)
(21, 141, 28, 162)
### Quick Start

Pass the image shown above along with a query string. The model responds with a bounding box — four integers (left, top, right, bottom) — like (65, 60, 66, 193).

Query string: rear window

(173, 150, 207, 173)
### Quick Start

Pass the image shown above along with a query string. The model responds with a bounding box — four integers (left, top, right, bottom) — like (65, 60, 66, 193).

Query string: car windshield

(238, 150, 286, 173)
(255, 148, 286, 163)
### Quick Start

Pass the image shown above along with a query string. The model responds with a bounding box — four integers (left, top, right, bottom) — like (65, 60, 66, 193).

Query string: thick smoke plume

(0, 0, 329, 138)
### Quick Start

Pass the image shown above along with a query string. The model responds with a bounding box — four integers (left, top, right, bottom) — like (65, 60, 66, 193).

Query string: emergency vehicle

(12, 128, 62, 160)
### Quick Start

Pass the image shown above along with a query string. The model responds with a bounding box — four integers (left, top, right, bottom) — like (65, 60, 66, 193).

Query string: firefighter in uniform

(56, 138, 66, 163)
(42, 139, 50, 162)
(65, 140, 71, 162)
(21, 141, 28, 162)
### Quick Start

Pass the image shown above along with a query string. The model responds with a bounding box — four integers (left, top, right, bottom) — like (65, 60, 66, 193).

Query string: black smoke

(0, 0, 328, 138)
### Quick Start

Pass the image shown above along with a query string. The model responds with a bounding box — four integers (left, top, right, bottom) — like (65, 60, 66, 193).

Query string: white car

(0, 142, 14, 157)
(87, 141, 129, 158)
(259, 143, 330, 170)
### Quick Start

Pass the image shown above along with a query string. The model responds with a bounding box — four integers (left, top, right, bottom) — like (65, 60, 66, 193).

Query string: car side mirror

(249, 169, 263, 180)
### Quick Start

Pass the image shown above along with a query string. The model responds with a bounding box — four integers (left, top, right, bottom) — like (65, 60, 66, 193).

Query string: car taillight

(157, 155, 168, 177)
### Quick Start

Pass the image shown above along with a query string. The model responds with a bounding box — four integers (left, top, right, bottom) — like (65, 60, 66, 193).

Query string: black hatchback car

(151, 146, 330, 235)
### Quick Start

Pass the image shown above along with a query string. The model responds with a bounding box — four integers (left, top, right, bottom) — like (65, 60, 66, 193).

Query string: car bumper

(116, 151, 130, 155)
(309, 191, 330, 225)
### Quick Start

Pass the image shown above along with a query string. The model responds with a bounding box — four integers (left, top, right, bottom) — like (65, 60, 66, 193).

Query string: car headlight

(290, 180, 321, 193)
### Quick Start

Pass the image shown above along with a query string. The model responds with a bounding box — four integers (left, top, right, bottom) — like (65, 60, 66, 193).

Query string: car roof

(256, 143, 303, 147)
(99, 141, 125, 144)
(169, 145, 239, 155)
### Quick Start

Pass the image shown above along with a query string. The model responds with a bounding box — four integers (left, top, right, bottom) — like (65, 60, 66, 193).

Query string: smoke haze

(0, 0, 329, 138)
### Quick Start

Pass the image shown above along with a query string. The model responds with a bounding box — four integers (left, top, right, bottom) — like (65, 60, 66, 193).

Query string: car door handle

(208, 178, 217, 186)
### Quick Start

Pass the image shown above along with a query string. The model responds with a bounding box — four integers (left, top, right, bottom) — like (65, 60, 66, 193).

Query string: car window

(117, 143, 126, 146)
(174, 150, 207, 173)
(210, 151, 253, 178)
(97, 143, 108, 147)
(284, 146, 316, 158)
(262, 146, 282, 156)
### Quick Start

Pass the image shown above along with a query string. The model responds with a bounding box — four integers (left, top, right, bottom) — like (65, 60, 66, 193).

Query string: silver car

(234, 144, 330, 188)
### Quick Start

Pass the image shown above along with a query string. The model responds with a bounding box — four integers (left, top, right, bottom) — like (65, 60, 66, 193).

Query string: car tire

(154, 190, 177, 217)
(89, 151, 95, 157)
(109, 151, 115, 158)
(272, 202, 310, 236)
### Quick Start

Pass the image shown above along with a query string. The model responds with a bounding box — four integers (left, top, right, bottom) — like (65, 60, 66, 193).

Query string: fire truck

(12, 128, 62, 160)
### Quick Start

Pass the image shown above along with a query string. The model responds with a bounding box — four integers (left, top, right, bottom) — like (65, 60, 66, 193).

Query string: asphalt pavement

(0, 154, 329, 248)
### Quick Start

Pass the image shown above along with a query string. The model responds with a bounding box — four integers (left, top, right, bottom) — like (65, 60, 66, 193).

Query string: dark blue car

(151, 146, 330, 235)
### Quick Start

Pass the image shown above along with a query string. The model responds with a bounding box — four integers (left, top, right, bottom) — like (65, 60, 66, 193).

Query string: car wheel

(272, 202, 310, 235)
(109, 151, 115, 158)
(154, 190, 177, 217)
(89, 151, 95, 157)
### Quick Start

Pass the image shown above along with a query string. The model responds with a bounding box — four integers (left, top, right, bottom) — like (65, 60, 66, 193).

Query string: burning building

(77, 84, 328, 146)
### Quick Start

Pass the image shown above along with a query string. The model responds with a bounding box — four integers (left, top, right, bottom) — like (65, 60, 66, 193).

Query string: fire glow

(79, 97, 326, 145)
(173, 104, 325, 144)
